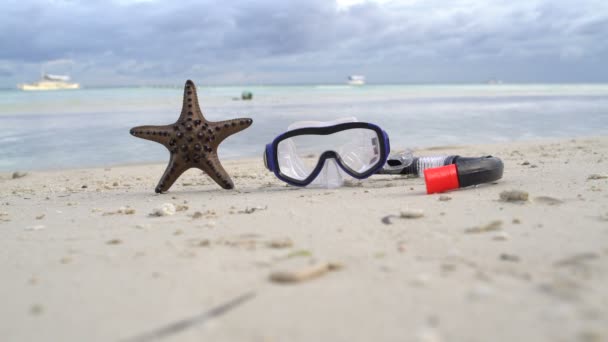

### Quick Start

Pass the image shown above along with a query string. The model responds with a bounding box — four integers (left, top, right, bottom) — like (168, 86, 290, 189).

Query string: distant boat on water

(18, 73, 80, 91)
(486, 78, 503, 85)
(347, 75, 365, 86)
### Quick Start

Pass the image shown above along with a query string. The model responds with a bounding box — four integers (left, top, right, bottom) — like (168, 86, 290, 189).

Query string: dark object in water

(241, 91, 253, 100)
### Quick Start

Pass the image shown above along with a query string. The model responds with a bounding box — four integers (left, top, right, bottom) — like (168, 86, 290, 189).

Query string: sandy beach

(1, 136, 607, 342)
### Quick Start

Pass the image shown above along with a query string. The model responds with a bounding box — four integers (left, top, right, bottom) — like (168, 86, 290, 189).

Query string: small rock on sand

(465, 220, 503, 234)
(381, 215, 397, 225)
(499, 190, 529, 202)
(29, 304, 44, 316)
(239, 206, 268, 214)
(103, 207, 136, 216)
(493, 232, 510, 241)
(534, 196, 563, 205)
(150, 203, 176, 217)
(500, 253, 520, 262)
(106, 239, 122, 245)
(266, 238, 293, 249)
(438, 195, 452, 201)
(191, 211, 203, 219)
(587, 174, 608, 180)
(553, 252, 599, 267)
(400, 209, 424, 219)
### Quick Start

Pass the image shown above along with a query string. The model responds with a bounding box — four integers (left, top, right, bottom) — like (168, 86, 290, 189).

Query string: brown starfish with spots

(130, 80, 252, 193)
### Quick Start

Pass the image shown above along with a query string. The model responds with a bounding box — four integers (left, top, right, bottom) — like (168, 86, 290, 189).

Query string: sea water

(1, 84, 608, 171)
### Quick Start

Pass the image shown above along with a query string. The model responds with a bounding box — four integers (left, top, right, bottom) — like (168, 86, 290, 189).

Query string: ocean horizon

(1, 83, 608, 172)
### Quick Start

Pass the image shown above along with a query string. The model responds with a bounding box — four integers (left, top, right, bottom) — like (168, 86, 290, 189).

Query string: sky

(1, 0, 607, 86)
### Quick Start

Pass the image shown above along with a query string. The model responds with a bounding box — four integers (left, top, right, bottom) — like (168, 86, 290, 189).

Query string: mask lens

(276, 127, 382, 181)
(338, 128, 382, 174)
(276, 135, 319, 181)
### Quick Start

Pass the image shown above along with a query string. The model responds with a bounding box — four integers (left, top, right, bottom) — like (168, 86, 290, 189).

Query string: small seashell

(269, 262, 342, 284)
(150, 203, 176, 217)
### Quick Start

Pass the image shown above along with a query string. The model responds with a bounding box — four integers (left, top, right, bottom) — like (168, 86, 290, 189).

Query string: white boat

(347, 75, 365, 86)
(18, 73, 80, 91)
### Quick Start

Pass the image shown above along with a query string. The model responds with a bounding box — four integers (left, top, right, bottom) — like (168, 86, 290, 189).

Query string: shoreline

(3, 135, 607, 174)
(1, 136, 607, 341)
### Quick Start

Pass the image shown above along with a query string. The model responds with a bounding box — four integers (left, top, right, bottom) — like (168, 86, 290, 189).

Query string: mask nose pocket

(311, 158, 348, 188)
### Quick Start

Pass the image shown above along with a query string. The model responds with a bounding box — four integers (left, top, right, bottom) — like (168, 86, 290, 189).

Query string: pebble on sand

(587, 174, 608, 180)
(533, 196, 563, 205)
(499, 190, 529, 202)
(150, 203, 176, 217)
(493, 232, 510, 241)
(29, 304, 44, 316)
(266, 238, 294, 249)
(438, 195, 452, 201)
(106, 239, 122, 245)
(500, 253, 520, 262)
(103, 207, 136, 216)
(400, 209, 424, 219)
(381, 215, 397, 225)
(465, 220, 503, 234)
(239, 206, 268, 214)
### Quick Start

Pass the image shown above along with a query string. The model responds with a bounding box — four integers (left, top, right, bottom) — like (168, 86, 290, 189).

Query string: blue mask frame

(264, 122, 391, 187)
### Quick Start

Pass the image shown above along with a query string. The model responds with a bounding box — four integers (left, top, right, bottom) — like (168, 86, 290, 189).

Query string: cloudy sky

(1, 0, 607, 86)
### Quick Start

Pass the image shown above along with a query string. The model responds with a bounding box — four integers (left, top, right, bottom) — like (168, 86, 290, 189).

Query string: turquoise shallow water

(1, 84, 608, 171)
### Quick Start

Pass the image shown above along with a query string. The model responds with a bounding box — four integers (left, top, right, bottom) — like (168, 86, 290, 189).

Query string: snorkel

(264, 117, 504, 193)
(377, 151, 504, 194)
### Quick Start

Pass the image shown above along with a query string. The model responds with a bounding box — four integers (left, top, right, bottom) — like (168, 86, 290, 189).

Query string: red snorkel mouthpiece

(423, 156, 504, 194)
(424, 164, 460, 194)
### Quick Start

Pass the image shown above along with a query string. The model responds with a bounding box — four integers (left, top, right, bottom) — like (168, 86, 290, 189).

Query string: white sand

(1, 137, 607, 342)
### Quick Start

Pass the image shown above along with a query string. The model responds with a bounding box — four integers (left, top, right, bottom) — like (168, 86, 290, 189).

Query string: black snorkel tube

(378, 153, 504, 194)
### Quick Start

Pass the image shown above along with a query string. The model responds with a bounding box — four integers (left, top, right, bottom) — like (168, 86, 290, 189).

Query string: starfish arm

(179, 80, 205, 122)
(198, 152, 235, 190)
(130, 125, 173, 146)
(155, 156, 190, 193)
(211, 118, 253, 145)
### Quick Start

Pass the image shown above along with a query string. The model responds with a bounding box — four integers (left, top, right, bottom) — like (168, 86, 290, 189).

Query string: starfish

(130, 80, 252, 193)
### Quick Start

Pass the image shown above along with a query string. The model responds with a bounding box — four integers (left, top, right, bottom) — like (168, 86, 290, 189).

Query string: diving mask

(264, 118, 391, 187)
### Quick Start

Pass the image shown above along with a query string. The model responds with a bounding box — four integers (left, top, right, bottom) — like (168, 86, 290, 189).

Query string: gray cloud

(1, 0, 607, 86)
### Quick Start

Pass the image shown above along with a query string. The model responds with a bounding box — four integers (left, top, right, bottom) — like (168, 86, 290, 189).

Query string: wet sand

(1, 137, 607, 342)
